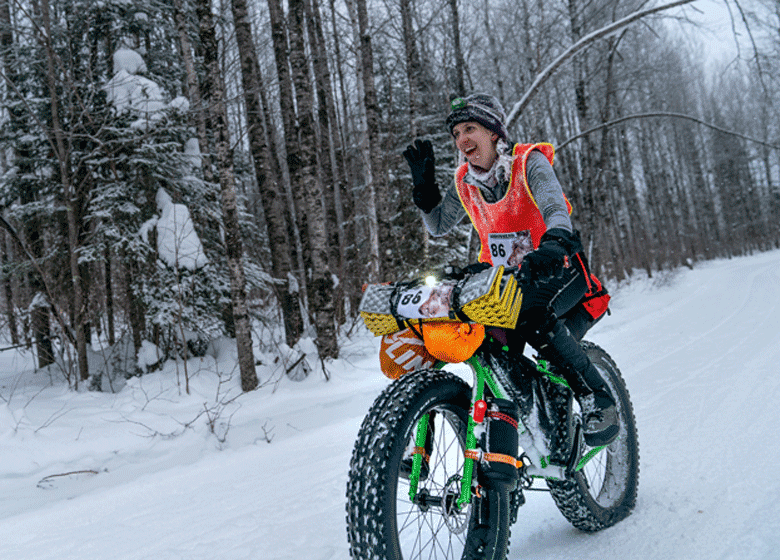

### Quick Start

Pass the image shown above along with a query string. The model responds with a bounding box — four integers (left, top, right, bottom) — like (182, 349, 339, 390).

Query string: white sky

(675, 0, 754, 69)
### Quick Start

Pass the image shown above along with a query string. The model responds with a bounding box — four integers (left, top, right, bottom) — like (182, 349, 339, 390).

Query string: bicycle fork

(406, 357, 606, 510)
(407, 356, 507, 510)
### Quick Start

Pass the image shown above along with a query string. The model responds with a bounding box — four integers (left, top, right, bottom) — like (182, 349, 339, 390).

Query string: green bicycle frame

(537, 358, 608, 472)
(406, 355, 506, 506)
(405, 354, 606, 507)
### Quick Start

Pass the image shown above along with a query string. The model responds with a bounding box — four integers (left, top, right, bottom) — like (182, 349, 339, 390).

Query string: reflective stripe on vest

(455, 143, 572, 265)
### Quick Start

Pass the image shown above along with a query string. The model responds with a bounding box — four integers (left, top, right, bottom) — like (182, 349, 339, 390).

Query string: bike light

(424, 275, 437, 287)
(473, 399, 487, 423)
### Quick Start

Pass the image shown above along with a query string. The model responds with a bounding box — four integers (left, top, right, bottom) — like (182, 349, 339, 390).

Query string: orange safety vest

(456, 143, 572, 265)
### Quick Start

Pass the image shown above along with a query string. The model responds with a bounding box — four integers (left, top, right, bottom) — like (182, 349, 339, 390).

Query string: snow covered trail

(507, 250, 780, 560)
(1, 250, 779, 559)
(0, 421, 359, 560)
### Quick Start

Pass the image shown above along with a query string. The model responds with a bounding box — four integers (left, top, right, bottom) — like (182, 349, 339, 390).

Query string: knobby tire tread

(346, 369, 511, 560)
(546, 341, 640, 532)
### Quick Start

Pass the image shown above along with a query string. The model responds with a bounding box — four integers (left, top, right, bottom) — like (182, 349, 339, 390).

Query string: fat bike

(346, 265, 639, 559)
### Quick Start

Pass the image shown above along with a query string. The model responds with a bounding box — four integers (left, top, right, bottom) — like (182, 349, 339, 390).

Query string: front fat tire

(346, 369, 511, 560)
(547, 341, 640, 532)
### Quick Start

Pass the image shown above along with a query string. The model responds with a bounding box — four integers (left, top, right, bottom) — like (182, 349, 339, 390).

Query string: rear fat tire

(547, 341, 639, 531)
(346, 369, 511, 560)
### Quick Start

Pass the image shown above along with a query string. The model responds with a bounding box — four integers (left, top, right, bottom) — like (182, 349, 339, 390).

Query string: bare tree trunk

(345, 0, 381, 282)
(449, 0, 466, 98)
(105, 247, 115, 346)
(254, 77, 309, 314)
(122, 253, 145, 356)
(41, 0, 89, 384)
(0, 21, 14, 344)
(173, 0, 214, 185)
(400, 0, 423, 134)
(305, 0, 347, 323)
(195, 0, 258, 391)
(761, 147, 778, 246)
(566, 0, 600, 266)
(266, 0, 312, 294)
(328, 0, 362, 313)
(482, 0, 504, 103)
(230, 0, 303, 347)
(615, 134, 649, 276)
(288, 0, 339, 358)
(1, 230, 18, 345)
(594, 36, 622, 277)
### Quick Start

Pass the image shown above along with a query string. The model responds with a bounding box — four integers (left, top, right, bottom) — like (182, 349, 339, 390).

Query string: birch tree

(305, 0, 348, 322)
(345, 0, 382, 282)
(230, 0, 304, 348)
(195, 0, 258, 391)
(288, 0, 339, 358)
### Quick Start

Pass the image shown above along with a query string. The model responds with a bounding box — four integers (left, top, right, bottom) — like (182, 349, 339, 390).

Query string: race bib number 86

(487, 230, 533, 267)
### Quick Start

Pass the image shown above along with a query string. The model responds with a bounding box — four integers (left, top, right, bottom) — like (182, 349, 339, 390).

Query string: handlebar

(359, 265, 523, 336)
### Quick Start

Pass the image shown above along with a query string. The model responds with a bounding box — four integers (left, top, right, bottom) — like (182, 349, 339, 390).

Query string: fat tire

(346, 369, 511, 560)
(547, 341, 639, 531)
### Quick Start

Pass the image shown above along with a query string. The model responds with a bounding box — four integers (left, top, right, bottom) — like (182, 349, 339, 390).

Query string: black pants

(507, 265, 604, 398)
(518, 265, 588, 324)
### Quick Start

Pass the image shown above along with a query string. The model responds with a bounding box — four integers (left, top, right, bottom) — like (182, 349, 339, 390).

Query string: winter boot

(528, 319, 619, 447)
(578, 385, 619, 447)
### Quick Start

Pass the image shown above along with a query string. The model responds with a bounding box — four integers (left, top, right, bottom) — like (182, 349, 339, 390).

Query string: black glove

(403, 139, 441, 213)
(520, 228, 583, 281)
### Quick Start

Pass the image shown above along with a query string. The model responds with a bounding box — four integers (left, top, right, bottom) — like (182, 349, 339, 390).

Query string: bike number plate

(396, 283, 454, 319)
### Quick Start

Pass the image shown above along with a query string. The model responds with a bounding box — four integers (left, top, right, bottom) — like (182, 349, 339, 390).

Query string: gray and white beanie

(448, 94, 513, 187)
(446, 94, 509, 142)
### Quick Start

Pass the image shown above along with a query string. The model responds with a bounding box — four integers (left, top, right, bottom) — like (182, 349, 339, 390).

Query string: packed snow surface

(1, 250, 779, 559)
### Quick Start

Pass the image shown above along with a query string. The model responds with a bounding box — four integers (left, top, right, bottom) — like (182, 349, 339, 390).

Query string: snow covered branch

(506, 0, 698, 129)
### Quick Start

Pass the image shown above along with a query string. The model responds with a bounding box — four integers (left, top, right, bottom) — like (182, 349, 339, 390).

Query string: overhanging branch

(506, 0, 697, 129)
(556, 111, 780, 152)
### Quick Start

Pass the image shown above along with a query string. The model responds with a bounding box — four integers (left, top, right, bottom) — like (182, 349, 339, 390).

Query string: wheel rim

(395, 406, 470, 559)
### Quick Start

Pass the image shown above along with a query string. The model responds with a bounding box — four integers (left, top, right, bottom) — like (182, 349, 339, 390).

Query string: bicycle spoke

(397, 406, 471, 559)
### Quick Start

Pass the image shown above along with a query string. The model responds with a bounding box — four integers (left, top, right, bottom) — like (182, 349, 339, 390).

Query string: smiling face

(452, 121, 499, 171)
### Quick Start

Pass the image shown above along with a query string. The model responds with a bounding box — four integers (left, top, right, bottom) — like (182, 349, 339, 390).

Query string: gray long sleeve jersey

(421, 150, 573, 237)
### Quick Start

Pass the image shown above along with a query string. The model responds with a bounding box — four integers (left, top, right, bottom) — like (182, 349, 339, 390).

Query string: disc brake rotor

(442, 475, 469, 534)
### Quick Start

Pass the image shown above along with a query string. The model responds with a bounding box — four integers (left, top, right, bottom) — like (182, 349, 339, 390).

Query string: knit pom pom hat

(446, 94, 508, 142)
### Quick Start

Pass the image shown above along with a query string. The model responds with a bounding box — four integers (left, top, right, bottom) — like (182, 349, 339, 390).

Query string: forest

(0, 0, 777, 390)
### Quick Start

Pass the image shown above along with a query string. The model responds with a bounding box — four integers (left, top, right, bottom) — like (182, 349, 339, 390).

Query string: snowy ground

(1, 249, 779, 559)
